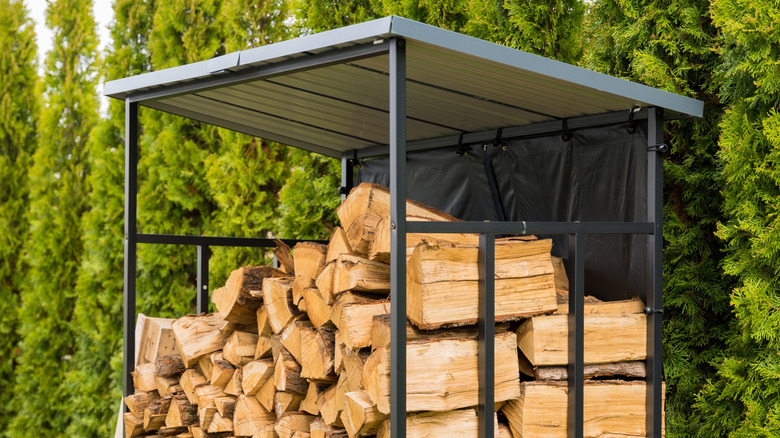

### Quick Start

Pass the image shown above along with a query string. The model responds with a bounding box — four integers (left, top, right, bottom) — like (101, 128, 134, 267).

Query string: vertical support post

(197, 245, 211, 314)
(123, 100, 139, 398)
(647, 107, 664, 437)
(478, 234, 496, 438)
(568, 233, 585, 438)
(341, 152, 355, 201)
(389, 37, 407, 438)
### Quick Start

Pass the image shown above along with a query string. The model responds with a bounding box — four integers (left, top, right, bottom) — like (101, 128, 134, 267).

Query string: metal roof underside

(104, 16, 704, 158)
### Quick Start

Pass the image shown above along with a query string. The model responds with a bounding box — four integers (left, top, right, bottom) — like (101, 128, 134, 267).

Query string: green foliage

(502, 0, 585, 63)
(582, 0, 730, 435)
(9, 0, 98, 435)
(694, 2, 780, 433)
(0, 0, 37, 432)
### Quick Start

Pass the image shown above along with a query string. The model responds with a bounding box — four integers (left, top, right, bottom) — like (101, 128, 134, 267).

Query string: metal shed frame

(107, 16, 703, 438)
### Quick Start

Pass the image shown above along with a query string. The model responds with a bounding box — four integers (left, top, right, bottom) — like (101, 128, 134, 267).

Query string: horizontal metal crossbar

(136, 233, 327, 247)
(404, 221, 655, 235)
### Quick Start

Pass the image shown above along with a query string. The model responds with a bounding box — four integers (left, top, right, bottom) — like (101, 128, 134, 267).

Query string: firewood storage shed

(105, 15, 703, 438)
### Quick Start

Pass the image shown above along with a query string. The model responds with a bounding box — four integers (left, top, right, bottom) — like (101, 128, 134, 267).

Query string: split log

(329, 292, 374, 330)
(257, 305, 274, 336)
(300, 325, 336, 381)
(333, 255, 390, 295)
(179, 369, 207, 404)
(337, 183, 459, 254)
(206, 412, 233, 433)
(294, 242, 328, 280)
(125, 391, 159, 418)
(316, 384, 342, 427)
(326, 227, 354, 263)
(274, 239, 296, 274)
(527, 361, 647, 381)
(301, 382, 329, 415)
(338, 300, 390, 350)
(375, 409, 499, 438)
(280, 317, 311, 363)
(209, 359, 236, 388)
(275, 412, 316, 438)
(310, 417, 348, 438)
(303, 286, 332, 328)
(369, 215, 477, 263)
(242, 359, 274, 396)
(315, 262, 336, 305)
(293, 276, 315, 310)
(155, 374, 182, 397)
(144, 395, 172, 431)
(341, 348, 369, 392)
(262, 277, 300, 334)
(132, 362, 158, 393)
(138, 316, 176, 365)
(223, 330, 259, 367)
(554, 296, 646, 315)
(213, 266, 284, 324)
(172, 313, 234, 367)
(275, 348, 308, 394)
(224, 367, 243, 396)
(215, 396, 237, 418)
(196, 351, 220, 379)
(407, 239, 558, 329)
(234, 394, 276, 436)
(343, 390, 386, 437)
(194, 384, 227, 408)
(154, 354, 186, 378)
(124, 412, 145, 437)
(516, 312, 646, 366)
(275, 392, 305, 417)
(255, 336, 274, 361)
(165, 393, 197, 427)
(255, 375, 277, 411)
(362, 331, 520, 413)
(502, 381, 661, 437)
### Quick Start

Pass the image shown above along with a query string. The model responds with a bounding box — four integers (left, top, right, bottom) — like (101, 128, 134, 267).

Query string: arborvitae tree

(0, 0, 37, 431)
(62, 0, 154, 434)
(9, 0, 98, 434)
(694, 1, 780, 434)
(583, 0, 731, 434)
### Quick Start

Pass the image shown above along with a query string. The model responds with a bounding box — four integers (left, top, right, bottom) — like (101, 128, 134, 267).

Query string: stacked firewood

(123, 183, 656, 438)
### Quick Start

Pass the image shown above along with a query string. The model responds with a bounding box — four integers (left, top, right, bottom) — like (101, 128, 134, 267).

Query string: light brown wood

(255, 336, 274, 361)
(362, 331, 520, 413)
(280, 317, 311, 363)
(369, 215, 478, 263)
(293, 276, 315, 310)
(376, 409, 499, 438)
(316, 384, 342, 427)
(242, 359, 275, 396)
(125, 391, 159, 418)
(215, 396, 237, 418)
(179, 369, 207, 405)
(234, 393, 276, 436)
(498, 423, 512, 438)
(341, 348, 369, 395)
(328, 292, 374, 330)
(310, 417, 348, 438)
(333, 254, 390, 295)
(326, 227, 354, 262)
(138, 316, 176, 366)
(144, 395, 172, 431)
(206, 412, 233, 433)
(275, 412, 316, 438)
(155, 373, 181, 397)
(275, 392, 305, 417)
(301, 382, 329, 415)
(209, 359, 236, 388)
(516, 313, 647, 366)
(339, 300, 390, 350)
(530, 361, 647, 381)
(224, 367, 243, 396)
(275, 239, 296, 274)
(407, 239, 558, 329)
(554, 296, 646, 315)
(172, 313, 234, 367)
(197, 406, 216, 431)
(196, 351, 217, 379)
(215, 266, 285, 324)
(300, 325, 337, 381)
(343, 390, 386, 437)
(552, 256, 569, 294)
(294, 242, 328, 279)
(165, 393, 198, 427)
(194, 384, 227, 408)
(262, 277, 300, 334)
(223, 330, 259, 367)
(154, 354, 186, 378)
(303, 286, 333, 328)
(132, 362, 158, 393)
(124, 412, 145, 437)
(337, 183, 459, 254)
(255, 375, 277, 412)
(275, 348, 308, 394)
(257, 305, 274, 336)
(502, 381, 663, 438)
(369, 314, 417, 351)
(315, 262, 336, 305)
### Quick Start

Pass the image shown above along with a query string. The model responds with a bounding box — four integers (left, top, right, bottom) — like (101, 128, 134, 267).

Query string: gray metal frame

(121, 34, 667, 438)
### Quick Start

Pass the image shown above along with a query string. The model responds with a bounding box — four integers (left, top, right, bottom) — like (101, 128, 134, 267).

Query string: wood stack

(124, 183, 659, 437)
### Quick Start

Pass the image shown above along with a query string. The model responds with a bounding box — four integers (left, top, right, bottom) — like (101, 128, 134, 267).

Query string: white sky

(26, 0, 115, 112)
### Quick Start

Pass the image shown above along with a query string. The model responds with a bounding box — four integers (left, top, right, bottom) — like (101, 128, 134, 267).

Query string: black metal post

(123, 100, 138, 398)
(568, 233, 585, 438)
(389, 37, 407, 437)
(341, 152, 355, 201)
(647, 107, 664, 437)
(197, 245, 211, 314)
(478, 233, 496, 438)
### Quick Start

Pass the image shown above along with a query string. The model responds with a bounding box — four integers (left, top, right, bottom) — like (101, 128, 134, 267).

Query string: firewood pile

(123, 183, 657, 438)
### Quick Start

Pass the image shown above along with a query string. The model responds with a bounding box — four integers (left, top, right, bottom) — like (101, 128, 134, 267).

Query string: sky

(26, 0, 115, 111)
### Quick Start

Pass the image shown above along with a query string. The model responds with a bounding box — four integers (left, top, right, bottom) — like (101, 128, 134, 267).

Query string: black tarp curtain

(355, 122, 650, 302)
